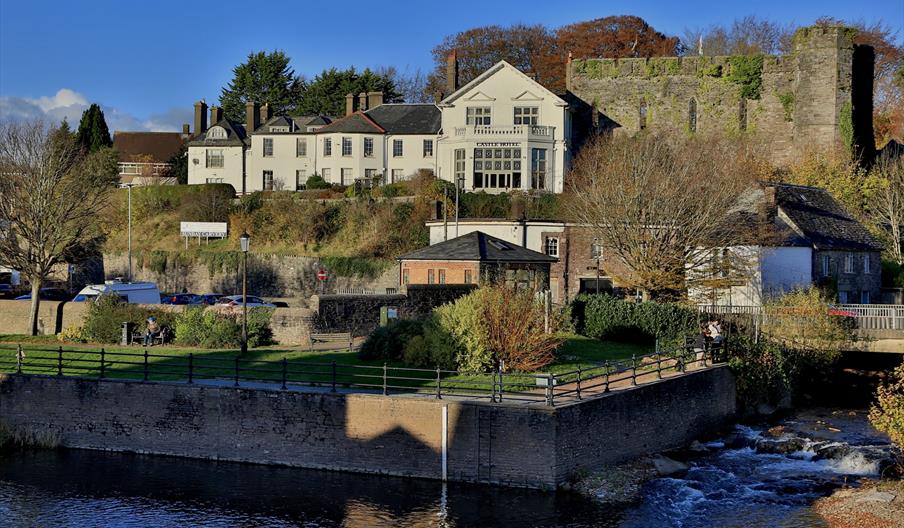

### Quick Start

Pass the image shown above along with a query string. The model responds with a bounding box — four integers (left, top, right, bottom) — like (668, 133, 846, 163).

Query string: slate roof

(314, 112, 385, 134)
(398, 231, 557, 263)
(253, 115, 334, 134)
(364, 104, 441, 134)
(773, 183, 883, 252)
(187, 119, 248, 146)
(112, 132, 184, 163)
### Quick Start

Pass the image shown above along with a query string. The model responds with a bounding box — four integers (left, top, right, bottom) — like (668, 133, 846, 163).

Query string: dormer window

(269, 126, 289, 133)
(206, 126, 227, 139)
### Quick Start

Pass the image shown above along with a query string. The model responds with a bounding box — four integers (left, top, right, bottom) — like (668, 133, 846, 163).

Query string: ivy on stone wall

(725, 55, 765, 100)
(777, 92, 795, 121)
(839, 101, 854, 152)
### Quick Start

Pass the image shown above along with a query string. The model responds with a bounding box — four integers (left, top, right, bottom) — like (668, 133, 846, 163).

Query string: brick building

(397, 231, 554, 291)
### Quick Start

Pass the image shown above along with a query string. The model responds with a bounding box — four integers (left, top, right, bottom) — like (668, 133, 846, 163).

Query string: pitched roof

(112, 132, 184, 163)
(773, 183, 883, 251)
(364, 104, 441, 134)
(253, 115, 334, 134)
(440, 60, 568, 107)
(399, 231, 557, 263)
(314, 111, 385, 134)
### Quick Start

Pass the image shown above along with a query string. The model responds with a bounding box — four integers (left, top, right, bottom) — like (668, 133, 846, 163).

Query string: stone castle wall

(567, 25, 874, 164)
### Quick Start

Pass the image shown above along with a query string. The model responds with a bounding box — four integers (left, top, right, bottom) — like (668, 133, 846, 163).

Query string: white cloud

(0, 88, 192, 133)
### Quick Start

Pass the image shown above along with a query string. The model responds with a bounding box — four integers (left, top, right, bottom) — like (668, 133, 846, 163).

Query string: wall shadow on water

(0, 449, 617, 527)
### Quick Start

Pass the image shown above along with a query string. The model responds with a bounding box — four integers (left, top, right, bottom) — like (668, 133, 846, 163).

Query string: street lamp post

(240, 232, 250, 354)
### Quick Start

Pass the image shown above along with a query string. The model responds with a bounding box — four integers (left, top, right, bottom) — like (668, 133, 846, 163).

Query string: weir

(0, 367, 735, 489)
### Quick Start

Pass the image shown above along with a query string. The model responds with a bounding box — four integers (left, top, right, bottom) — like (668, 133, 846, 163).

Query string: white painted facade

(249, 133, 317, 190)
(187, 131, 244, 191)
(426, 220, 565, 250)
(436, 61, 571, 193)
(385, 134, 439, 183)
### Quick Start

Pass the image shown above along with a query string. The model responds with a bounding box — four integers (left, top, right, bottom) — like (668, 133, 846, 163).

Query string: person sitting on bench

(144, 316, 160, 347)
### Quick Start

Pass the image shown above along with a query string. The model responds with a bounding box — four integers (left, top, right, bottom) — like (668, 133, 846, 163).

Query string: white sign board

(180, 222, 228, 238)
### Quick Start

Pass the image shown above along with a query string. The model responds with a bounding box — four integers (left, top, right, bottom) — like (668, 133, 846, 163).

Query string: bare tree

(567, 133, 768, 299)
(378, 65, 431, 104)
(682, 16, 794, 56)
(870, 153, 904, 264)
(0, 120, 118, 335)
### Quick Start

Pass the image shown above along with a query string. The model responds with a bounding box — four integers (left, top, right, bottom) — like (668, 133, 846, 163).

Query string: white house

(435, 60, 572, 193)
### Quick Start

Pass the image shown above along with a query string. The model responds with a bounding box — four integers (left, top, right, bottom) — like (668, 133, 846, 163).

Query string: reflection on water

(0, 449, 616, 527)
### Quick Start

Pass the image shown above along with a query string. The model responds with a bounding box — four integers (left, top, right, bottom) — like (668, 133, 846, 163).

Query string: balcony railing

(453, 125, 554, 139)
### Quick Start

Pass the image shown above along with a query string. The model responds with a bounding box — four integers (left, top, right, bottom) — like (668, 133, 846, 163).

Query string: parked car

(197, 293, 225, 305)
(161, 293, 202, 305)
(72, 281, 161, 304)
(216, 295, 276, 308)
(0, 284, 14, 299)
(14, 287, 72, 301)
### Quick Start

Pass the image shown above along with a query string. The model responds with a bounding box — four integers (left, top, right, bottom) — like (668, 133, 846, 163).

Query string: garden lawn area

(0, 334, 651, 396)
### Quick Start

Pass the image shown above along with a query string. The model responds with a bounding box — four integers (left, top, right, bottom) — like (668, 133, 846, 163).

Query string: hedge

(572, 294, 698, 344)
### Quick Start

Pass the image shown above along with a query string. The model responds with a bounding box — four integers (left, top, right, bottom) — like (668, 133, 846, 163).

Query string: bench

(131, 327, 172, 347)
(309, 332, 353, 350)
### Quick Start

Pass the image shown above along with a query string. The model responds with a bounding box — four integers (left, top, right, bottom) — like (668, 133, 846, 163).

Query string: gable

(441, 61, 566, 107)
(512, 90, 544, 102)
(464, 91, 496, 102)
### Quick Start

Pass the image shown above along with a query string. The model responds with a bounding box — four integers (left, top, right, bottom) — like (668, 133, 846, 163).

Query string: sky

(1, 0, 901, 132)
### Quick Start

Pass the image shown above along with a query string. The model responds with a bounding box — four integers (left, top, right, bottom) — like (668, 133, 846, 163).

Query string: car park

(73, 281, 161, 304)
(197, 293, 224, 305)
(215, 295, 276, 308)
(161, 293, 202, 305)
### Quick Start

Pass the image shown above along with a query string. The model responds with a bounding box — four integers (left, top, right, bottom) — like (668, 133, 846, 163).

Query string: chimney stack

(182, 123, 190, 135)
(194, 100, 208, 135)
(261, 103, 272, 121)
(764, 185, 777, 209)
(210, 106, 223, 125)
(367, 91, 384, 110)
(246, 101, 260, 132)
(345, 93, 355, 116)
(358, 92, 368, 112)
(446, 51, 459, 96)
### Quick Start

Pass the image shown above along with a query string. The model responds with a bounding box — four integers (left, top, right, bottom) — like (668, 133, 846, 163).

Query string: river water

(0, 408, 894, 527)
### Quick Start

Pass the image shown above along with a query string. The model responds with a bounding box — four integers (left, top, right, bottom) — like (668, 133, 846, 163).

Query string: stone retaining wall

(0, 367, 736, 488)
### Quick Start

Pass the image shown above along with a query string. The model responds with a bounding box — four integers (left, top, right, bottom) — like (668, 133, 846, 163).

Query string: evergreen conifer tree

(75, 104, 112, 152)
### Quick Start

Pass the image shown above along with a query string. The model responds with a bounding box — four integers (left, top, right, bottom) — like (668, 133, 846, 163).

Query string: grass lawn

(0, 333, 652, 397)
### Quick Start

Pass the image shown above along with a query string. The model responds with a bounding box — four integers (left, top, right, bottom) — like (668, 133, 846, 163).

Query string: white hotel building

(187, 59, 573, 194)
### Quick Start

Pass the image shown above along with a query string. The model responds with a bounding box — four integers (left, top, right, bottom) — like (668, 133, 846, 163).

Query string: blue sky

(0, 0, 901, 131)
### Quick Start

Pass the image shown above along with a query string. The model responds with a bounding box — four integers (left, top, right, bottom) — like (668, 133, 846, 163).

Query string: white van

(74, 280, 161, 304)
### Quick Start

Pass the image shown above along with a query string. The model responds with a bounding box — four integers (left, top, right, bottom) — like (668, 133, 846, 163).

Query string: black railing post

(576, 366, 583, 400)
(631, 354, 637, 386)
(604, 360, 610, 392)
(57, 346, 63, 376)
(143, 349, 149, 381)
(656, 352, 662, 380)
(498, 363, 504, 402)
(382, 363, 388, 396)
(436, 366, 442, 400)
(16, 344, 23, 374)
(282, 358, 288, 390)
(188, 353, 193, 384)
(100, 348, 105, 379)
(491, 369, 497, 402)
(234, 356, 240, 387)
(331, 361, 337, 392)
(545, 373, 554, 406)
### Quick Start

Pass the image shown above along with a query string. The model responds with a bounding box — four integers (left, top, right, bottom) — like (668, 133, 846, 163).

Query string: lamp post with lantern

(240, 232, 250, 354)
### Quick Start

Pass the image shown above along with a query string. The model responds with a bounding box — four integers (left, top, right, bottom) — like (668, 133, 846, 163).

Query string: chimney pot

(209, 106, 223, 125)
(345, 93, 355, 116)
(358, 92, 368, 112)
(193, 100, 208, 135)
(261, 103, 272, 121)
(182, 123, 190, 135)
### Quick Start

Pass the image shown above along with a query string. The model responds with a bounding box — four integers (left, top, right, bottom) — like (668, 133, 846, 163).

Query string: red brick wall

(400, 261, 479, 286)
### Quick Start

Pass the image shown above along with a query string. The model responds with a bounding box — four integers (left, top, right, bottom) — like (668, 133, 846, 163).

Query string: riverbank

(814, 480, 903, 528)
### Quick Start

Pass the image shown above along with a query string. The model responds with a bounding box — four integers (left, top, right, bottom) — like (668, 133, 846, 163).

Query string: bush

(727, 336, 798, 409)
(305, 175, 331, 190)
(573, 294, 697, 344)
(58, 324, 85, 343)
(358, 319, 424, 361)
(174, 307, 274, 348)
(762, 287, 856, 361)
(870, 363, 904, 449)
(81, 296, 178, 344)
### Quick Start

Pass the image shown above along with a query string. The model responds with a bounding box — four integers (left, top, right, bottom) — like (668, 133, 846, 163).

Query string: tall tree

(219, 51, 305, 121)
(681, 16, 793, 56)
(0, 121, 118, 335)
(557, 15, 682, 60)
(426, 24, 562, 96)
(296, 67, 401, 116)
(567, 133, 765, 299)
(868, 153, 904, 264)
(166, 143, 188, 185)
(75, 103, 112, 152)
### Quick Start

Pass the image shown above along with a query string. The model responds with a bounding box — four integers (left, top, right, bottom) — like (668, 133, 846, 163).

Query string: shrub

(58, 324, 85, 343)
(305, 174, 331, 190)
(870, 363, 904, 449)
(358, 319, 424, 361)
(727, 336, 798, 409)
(174, 307, 274, 348)
(573, 294, 697, 344)
(81, 296, 178, 344)
(238, 191, 264, 214)
(762, 287, 856, 361)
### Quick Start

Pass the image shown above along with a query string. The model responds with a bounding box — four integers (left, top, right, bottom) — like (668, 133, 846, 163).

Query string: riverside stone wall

(0, 367, 736, 488)
(567, 25, 874, 164)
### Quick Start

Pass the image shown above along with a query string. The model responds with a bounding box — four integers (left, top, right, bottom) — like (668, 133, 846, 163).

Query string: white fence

(697, 304, 904, 332)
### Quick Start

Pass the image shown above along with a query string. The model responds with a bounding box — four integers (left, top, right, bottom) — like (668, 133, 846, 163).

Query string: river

(0, 408, 894, 527)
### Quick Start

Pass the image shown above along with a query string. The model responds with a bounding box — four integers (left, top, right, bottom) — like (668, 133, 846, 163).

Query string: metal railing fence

(0, 344, 722, 406)
(697, 303, 904, 332)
